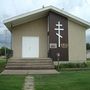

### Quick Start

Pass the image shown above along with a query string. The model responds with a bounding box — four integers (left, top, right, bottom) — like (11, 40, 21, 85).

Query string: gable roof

(4, 6, 90, 29)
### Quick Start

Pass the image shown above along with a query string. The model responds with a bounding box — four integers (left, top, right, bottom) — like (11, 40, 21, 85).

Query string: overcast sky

(0, 0, 90, 36)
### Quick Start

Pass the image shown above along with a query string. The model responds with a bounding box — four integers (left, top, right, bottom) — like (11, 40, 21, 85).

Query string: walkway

(1, 70, 59, 75)
(23, 75, 34, 90)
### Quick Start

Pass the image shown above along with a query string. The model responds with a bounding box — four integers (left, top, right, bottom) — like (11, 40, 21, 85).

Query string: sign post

(57, 53, 60, 71)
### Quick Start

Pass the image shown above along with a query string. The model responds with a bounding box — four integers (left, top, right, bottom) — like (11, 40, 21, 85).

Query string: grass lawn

(34, 71, 90, 90)
(0, 59, 25, 90)
(0, 58, 90, 90)
(0, 75, 25, 90)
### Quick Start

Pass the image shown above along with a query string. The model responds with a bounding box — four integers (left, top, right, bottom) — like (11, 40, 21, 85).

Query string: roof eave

(3, 6, 90, 30)
(50, 6, 90, 29)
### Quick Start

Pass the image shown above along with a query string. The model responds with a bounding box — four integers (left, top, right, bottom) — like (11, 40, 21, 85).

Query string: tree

(0, 47, 13, 58)
(86, 43, 90, 50)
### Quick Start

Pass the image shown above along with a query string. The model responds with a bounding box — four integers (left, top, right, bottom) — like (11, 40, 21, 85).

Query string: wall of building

(68, 20, 86, 62)
(11, 14, 87, 62)
(12, 17, 48, 59)
(48, 12, 68, 61)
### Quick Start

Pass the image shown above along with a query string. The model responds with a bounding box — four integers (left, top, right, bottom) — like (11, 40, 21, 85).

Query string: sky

(0, 0, 90, 41)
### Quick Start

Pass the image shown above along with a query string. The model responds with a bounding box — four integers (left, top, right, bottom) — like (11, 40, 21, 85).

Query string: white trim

(4, 6, 90, 29)
(47, 15, 49, 51)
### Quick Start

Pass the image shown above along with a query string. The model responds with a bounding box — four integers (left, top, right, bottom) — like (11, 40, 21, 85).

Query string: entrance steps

(5, 58, 55, 70)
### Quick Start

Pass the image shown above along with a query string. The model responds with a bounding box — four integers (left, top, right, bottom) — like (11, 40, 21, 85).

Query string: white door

(22, 37, 39, 58)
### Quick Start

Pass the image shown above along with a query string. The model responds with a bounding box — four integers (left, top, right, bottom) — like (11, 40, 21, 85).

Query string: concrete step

(6, 64, 54, 67)
(7, 63, 53, 66)
(1, 70, 59, 75)
(9, 58, 52, 62)
(5, 58, 55, 70)
(5, 66, 54, 70)
(7, 60, 53, 63)
(10, 58, 51, 60)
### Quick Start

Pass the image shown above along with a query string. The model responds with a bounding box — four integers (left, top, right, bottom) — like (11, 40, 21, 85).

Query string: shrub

(55, 62, 87, 70)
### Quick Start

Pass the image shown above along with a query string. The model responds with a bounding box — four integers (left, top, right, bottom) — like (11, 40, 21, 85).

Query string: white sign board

(50, 43, 57, 48)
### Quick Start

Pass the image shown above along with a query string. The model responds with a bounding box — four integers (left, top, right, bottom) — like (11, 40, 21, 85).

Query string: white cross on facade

(54, 21, 64, 47)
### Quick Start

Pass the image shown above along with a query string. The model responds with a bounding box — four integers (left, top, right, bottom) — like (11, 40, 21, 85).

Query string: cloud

(0, 0, 90, 43)
(0, 0, 16, 18)
(0, 0, 90, 22)
(0, 0, 90, 28)
(86, 29, 90, 35)
(69, 0, 90, 21)
(11, 0, 33, 14)
(86, 0, 90, 4)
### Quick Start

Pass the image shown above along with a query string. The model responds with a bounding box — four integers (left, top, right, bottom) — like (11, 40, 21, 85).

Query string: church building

(4, 6, 90, 63)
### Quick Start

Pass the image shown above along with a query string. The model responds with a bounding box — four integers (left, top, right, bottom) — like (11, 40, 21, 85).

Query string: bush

(55, 63, 87, 70)
(0, 60, 6, 72)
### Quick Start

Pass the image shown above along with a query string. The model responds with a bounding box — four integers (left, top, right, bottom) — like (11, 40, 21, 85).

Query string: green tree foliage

(0, 47, 12, 58)
(86, 43, 90, 50)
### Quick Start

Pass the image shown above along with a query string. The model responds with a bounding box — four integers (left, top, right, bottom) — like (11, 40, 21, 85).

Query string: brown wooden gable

(48, 11, 68, 61)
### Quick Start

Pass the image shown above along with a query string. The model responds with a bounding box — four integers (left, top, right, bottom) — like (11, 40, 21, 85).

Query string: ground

(0, 58, 90, 90)
(0, 75, 25, 90)
(0, 71, 90, 90)
(34, 71, 90, 90)
(0, 58, 25, 90)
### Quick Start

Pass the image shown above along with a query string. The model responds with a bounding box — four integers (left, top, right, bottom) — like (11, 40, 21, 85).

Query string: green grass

(0, 75, 25, 90)
(0, 59, 25, 90)
(0, 58, 90, 90)
(0, 59, 6, 72)
(34, 71, 90, 90)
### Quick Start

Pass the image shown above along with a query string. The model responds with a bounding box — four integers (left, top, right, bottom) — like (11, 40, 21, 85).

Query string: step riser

(7, 62, 53, 64)
(8, 60, 52, 63)
(9, 58, 52, 62)
(7, 62, 53, 66)
(10, 58, 52, 60)
(5, 65, 54, 67)
(6, 67, 54, 69)
(6, 65, 54, 67)
(6, 64, 54, 67)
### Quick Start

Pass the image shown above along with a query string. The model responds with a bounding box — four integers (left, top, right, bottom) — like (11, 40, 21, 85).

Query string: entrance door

(22, 37, 39, 58)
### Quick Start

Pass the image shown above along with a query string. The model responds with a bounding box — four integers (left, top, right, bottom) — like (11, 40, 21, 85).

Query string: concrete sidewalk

(23, 76, 34, 90)
(1, 70, 59, 75)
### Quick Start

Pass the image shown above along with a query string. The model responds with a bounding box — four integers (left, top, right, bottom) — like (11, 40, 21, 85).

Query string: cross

(54, 21, 64, 47)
